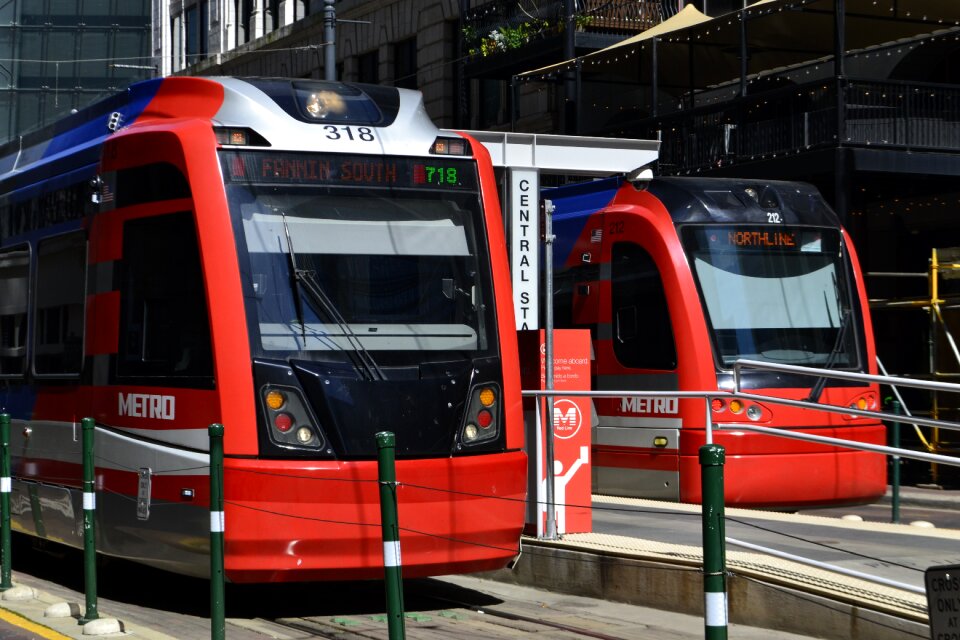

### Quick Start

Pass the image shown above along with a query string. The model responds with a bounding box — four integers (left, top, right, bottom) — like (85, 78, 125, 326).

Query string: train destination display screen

(687, 226, 835, 254)
(221, 151, 478, 190)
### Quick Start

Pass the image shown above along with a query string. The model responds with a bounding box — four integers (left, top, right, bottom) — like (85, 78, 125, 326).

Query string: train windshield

(681, 226, 859, 369)
(221, 151, 495, 365)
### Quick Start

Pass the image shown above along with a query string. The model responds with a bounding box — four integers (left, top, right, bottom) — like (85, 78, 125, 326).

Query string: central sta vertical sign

(510, 169, 539, 330)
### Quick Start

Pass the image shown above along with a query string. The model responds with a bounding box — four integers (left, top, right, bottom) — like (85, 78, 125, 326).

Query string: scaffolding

(868, 247, 960, 484)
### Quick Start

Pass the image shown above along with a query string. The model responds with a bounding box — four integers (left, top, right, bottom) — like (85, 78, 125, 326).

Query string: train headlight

(459, 384, 501, 447)
(463, 424, 479, 442)
(296, 427, 314, 444)
(746, 405, 763, 421)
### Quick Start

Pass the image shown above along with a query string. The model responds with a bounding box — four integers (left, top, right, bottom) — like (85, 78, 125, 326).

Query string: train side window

(0, 245, 30, 377)
(611, 242, 677, 370)
(117, 212, 213, 384)
(34, 232, 86, 377)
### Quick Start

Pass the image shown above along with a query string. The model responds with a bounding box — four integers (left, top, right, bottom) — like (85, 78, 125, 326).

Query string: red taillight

(274, 413, 293, 432)
(477, 409, 493, 429)
(711, 398, 725, 412)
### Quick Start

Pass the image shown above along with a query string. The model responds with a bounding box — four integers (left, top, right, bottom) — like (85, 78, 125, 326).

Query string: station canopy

(516, 0, 960, 98)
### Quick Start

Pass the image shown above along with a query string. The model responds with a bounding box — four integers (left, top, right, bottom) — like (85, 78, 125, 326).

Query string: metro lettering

(118, 393, 176, 420)
(620, 397, 679, 415)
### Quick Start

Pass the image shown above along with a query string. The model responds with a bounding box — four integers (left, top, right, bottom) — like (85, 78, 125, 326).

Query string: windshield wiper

(279, 211, 385, 381)
(806, 307, 851, 403)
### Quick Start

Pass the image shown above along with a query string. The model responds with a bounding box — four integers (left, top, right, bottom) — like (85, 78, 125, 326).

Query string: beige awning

(517, 4, 712, 79)
(517, 0, 960, 92)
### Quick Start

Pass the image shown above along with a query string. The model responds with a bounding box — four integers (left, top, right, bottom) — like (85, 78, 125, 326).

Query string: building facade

(0, 0, 151, 143)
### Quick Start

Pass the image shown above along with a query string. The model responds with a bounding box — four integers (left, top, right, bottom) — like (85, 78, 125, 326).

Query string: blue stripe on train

(543, 176, 622, 269)
(40, 78, 166, 160)
(0, 385, 38, 422)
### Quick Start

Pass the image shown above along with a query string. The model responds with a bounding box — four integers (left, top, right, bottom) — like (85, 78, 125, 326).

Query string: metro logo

(118, 393, 175, 420)
(553, 399, 583, 439)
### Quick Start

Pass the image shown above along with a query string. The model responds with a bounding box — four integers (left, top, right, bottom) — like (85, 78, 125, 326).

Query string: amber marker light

(265, 390, 286, 411)
(479, 387, 496, 407)
(729, 399, 744, 414)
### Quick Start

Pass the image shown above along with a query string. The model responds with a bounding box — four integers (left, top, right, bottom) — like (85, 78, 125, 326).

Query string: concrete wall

(486, 544, 929, 640)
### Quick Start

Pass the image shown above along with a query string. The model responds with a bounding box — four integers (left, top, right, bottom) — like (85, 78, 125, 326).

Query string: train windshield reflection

(227, 186, 495, 364)
(682, 225, 859, 368)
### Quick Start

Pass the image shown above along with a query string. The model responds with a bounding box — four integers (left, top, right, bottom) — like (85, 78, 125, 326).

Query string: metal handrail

(522, 372, 960, 468)
(523, 368, 955, 600)
(732, 358, 960, 394)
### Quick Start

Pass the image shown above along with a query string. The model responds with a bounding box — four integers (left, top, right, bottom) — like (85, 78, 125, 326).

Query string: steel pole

(376, 432, 405, 640)
(700, 444, 728, 640)
(324, 0, 336, 81)
(0, 413, 10, 591)
(544, 200, 557, 540)
(79, 418, 99, 624)
(890, 401, 901, 524)
(209, 424, 225, 640)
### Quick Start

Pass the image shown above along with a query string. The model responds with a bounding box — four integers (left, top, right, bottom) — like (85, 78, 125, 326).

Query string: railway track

(253, 577, 636, 639)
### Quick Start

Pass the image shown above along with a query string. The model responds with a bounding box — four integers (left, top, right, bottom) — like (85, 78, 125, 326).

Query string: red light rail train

(0, 77, 526, 582)
(547, 176, 886, 507)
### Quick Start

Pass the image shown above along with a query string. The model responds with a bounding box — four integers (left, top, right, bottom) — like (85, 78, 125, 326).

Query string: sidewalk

(879, 483, 960, 510)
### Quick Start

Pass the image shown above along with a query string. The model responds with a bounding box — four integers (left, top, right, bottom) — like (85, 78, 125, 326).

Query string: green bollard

(890, 400, 901, 524)
(0, 413, 11, 591)
(375, 432, 405, 640)
(208, 424, 225, 640)
(79, 418, 99, 624)
(700, 444, 728, 640)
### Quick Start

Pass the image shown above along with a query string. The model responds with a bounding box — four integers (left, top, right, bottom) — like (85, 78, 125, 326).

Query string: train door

(593, 209, 683, 500)
(89, 160, 216, 447)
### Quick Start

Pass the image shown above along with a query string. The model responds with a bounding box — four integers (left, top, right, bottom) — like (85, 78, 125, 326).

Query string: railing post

(208, 424, 225, 640)
(700, 444, 728, 640)
(79, 417, 99, 624)
(890, 400, 901, 524)
(376, 431, 405, 640)
(0, 413, 11, 591)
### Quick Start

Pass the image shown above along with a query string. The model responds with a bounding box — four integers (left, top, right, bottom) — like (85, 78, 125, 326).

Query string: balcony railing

(462, 0, 664, 58)
(619, 78, 960, 174)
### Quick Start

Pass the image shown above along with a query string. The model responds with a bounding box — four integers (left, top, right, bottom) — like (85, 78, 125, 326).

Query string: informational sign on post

(926, 564, 960, 639)
(510, 169, 539, 330)
(518, 329, 592, 536)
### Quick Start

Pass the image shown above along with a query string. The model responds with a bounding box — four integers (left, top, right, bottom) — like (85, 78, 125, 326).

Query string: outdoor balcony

(461, 0, 666, 78)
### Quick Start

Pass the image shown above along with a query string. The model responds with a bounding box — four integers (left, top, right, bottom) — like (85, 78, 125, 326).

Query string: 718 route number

(323, 125, 375, 142)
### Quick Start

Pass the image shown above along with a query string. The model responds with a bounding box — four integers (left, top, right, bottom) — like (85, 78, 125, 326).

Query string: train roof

(0, 77, 455, 189)
(546, 175, 842, 228)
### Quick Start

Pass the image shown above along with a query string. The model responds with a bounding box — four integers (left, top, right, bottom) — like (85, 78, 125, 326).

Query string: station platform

(0, 487, 946, 639)
(491, 488, 946, 640)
